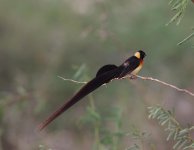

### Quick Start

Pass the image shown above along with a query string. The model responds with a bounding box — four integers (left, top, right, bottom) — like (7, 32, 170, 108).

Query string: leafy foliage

(167, 0, 189, 25)
(126, 125, 151, 150)
(0, 0, 193, 149)
(79, 96, 125, 150)
(148, 106, 194, 150)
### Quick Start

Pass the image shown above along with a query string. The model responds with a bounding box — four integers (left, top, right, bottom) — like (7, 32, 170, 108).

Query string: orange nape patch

(134, 51, 141, 59)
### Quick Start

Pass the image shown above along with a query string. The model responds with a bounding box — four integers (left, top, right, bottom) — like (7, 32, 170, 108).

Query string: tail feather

(38, 67, 122, 131)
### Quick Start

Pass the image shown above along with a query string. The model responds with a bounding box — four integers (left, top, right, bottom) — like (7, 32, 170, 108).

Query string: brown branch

(135, 75, 194, 97)
(58, 75, 194, 98)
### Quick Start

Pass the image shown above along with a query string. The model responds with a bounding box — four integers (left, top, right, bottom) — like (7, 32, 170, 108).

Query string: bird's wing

(118, 56, 140, 78)
(38, 66, 122, 130)
(96, 64, 118, 77)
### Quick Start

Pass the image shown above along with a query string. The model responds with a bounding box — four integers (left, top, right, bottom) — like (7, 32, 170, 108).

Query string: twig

(57, 76, 87, 84)
(58, 75, 194, 98)
(135, 75, 194, 97)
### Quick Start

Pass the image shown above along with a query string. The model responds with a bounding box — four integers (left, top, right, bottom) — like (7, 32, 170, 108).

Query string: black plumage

(38, 50, 146, 130)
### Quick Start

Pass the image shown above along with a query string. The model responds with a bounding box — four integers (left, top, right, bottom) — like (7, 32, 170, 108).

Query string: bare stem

(135, 75, 194, 97)
(57, 76, 87, 84)
(58, 75, 194, 98)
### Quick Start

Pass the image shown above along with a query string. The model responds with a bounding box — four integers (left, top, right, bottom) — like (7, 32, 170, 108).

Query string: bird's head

(134, 50, 146, 60)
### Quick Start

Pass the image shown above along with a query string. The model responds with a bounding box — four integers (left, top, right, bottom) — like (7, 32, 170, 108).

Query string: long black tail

(38, 66, 122, 131)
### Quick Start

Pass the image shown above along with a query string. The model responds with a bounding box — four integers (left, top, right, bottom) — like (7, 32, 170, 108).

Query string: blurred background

(0, 0, 194, 149)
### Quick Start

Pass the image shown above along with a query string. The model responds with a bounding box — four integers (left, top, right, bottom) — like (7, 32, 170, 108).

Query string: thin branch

(58, 75, 194, 98)
(135, 75, 194, 97)
(57, 76, 87, 84)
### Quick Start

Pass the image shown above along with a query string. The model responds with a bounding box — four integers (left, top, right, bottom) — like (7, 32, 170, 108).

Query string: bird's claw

(129, 75, 137, 80)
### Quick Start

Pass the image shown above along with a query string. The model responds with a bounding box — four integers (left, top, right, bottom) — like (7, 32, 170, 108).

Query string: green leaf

(167, 131, 174, 141)
(178, 128, 189, 137)
(173, 140, 182, 149)
(183, 143, 194, 149)
(177, 139, 188, 150)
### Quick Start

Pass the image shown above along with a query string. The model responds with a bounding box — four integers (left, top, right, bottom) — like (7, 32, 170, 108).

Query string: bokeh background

(0, 0, 194, 149)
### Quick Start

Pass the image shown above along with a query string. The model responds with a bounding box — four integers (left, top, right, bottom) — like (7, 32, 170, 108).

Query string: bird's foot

(130, 75, 137, 80)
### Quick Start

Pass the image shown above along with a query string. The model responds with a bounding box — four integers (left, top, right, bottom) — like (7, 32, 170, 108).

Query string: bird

(38, 50, 146, 130)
